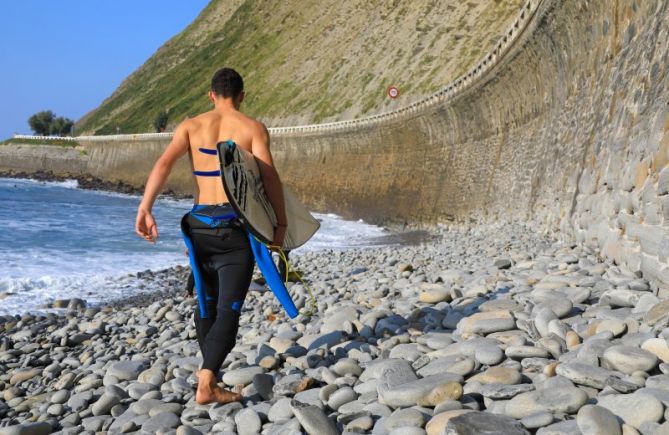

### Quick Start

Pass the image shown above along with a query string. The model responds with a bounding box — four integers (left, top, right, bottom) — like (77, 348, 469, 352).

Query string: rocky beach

(2, 0, 669, 432)
(3, 221, 669, 434)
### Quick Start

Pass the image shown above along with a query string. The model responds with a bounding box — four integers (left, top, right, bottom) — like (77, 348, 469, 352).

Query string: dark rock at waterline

(52, 299, 70, 309)
(0, 169, 193, 199)
(67, 298, 86, 311)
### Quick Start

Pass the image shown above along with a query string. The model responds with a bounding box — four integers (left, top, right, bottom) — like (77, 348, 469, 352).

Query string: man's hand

(270, 225, 287, 251)
(135, 208, 159, 243)
(135, 121, 189, 238)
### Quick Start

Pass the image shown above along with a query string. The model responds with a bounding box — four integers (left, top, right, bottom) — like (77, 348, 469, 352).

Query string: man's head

(209, 68, 244, 108)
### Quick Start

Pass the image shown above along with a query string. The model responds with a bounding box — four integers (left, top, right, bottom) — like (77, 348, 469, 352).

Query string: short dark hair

(211, 68, 244, 99)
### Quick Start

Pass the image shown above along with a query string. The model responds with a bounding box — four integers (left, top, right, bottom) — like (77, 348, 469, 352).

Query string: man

(135, 67, 287, 405)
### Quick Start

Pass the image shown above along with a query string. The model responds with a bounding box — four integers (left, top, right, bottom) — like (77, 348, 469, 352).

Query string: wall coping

(13, 0, 542, 142)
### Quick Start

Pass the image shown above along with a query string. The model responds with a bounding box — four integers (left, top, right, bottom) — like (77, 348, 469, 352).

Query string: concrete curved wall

(2, 0, 669, 285)
(273, 0, 669, 230)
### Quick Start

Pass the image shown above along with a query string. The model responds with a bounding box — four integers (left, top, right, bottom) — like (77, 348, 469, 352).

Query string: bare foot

(195, 369, 243, 405)
(195, 383, 242, 405)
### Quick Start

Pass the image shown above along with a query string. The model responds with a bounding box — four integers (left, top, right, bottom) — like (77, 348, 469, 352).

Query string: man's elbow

(155, 156, 174, 172)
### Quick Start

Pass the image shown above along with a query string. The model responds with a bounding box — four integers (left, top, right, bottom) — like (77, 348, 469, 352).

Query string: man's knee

(216, 299, 244, 316)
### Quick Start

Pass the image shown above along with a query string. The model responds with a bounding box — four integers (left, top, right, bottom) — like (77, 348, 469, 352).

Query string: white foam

(0, 270, 179, 316)
(0, 178, 396, 315)
(298, 213, 389, 251)
(1, 177, 78, 189)
(50, 179, 79, 189)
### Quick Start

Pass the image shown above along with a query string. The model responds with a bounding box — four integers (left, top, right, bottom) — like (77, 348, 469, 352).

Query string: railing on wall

(11, 133, 173, 142)
(13, 0, 542, 142)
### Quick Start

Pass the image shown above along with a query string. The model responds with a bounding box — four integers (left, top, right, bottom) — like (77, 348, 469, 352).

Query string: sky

(0, 1, 210, 139)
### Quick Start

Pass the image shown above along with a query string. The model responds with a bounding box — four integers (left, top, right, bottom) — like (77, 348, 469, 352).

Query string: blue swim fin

(248, 233, 299, 318)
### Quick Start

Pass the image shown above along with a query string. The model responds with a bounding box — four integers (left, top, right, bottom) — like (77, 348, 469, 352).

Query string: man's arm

(252, 123, 288, 247)
(135, 122, 190, 243)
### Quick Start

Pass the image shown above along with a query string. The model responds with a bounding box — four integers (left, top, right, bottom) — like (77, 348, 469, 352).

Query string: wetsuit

(181, 142, 299, 373)
(181, 203, 254, 373)
(181, 143, 255, 374)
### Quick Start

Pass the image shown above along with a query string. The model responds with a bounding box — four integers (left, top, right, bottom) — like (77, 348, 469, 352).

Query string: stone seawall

(82, 139, 192, 194)
(0, 138, 191, 194)
(0, 145, 89, 175)
(2, 0, 669, 286)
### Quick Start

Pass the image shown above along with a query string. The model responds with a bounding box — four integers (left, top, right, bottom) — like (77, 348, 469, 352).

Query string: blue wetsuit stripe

(180, 224, 209, 318)
(192, 170, 221, 177)
(198, 148, 218, 155)
(189, 205, 237, 226)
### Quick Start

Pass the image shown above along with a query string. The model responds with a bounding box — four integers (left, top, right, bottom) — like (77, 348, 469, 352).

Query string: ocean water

(0, 177, 396, 315)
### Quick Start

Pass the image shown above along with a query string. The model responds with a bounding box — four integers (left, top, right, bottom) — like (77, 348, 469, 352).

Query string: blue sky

(0, 1, 209, 139)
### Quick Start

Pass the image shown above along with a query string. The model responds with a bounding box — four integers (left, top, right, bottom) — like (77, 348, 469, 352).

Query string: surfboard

(217, 140, 320, 250)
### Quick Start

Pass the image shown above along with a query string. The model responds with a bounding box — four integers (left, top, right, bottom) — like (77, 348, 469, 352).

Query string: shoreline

(0, 170, 437, 233)
(0, 169, 192, 200)
(0, 172, 192, 320)
(0, 265, 190, 320)
(0, 172, 433, 320)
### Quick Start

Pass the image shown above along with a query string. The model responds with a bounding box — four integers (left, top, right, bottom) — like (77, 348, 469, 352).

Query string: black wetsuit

(181, 204, 254, 373)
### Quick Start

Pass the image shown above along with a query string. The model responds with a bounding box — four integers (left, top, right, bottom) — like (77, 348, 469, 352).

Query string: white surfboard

(217, 140, 320, 250)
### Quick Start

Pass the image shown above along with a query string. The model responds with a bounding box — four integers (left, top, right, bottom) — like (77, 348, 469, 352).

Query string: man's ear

(208, 90, 216, 103)
(238, 91, 245, 105)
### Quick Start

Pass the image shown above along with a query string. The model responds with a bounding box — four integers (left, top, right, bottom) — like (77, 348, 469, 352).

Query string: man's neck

(213, 99, 239, 112)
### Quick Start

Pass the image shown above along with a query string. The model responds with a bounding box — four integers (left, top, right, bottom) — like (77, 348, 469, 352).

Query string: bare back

(186, 109, 264, 204)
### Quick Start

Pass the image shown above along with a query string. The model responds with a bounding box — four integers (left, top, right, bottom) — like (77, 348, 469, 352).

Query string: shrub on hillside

(27, 111, 74, 136)
(28, 110, 55, 136)
(153, 111, 169, 133)
(50, 117, 75, 136)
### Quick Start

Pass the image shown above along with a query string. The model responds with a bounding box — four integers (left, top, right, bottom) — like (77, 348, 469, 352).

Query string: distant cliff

(75, 0, 524, 135)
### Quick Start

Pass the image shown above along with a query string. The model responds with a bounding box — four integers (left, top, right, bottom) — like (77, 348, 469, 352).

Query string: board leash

(267, 244, 317, 318)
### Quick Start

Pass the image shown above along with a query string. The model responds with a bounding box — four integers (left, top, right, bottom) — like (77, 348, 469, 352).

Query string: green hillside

(77, 0, 525, 135)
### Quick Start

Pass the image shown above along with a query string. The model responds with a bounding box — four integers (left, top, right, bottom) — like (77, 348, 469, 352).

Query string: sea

(0, 177, 402, 315)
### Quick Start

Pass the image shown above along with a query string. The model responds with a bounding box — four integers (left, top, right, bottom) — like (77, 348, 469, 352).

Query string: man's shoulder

(179, 110, 267, 136)
(234, 114, 267, 140)
(237, 111, 266, 129)
(188, 111, 214, 125)
(178, 111, 215, 133)
(254, 119, 269, 136)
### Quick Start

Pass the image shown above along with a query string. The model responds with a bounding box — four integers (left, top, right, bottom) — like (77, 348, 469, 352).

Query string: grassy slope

(77, 0, 524, 135)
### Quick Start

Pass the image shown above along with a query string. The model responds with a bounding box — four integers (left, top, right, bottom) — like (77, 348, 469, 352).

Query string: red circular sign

(387, 86, 400, 99)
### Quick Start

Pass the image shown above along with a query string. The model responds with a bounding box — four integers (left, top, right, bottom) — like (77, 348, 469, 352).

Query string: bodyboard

(217, 140, 320, 250)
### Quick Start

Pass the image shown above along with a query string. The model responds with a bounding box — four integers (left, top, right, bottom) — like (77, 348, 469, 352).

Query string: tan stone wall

(0, 144, 88, 174)
(273, 0, 669, 289)
(81, 139, 192, 194)
(2, 0, 669, 288)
